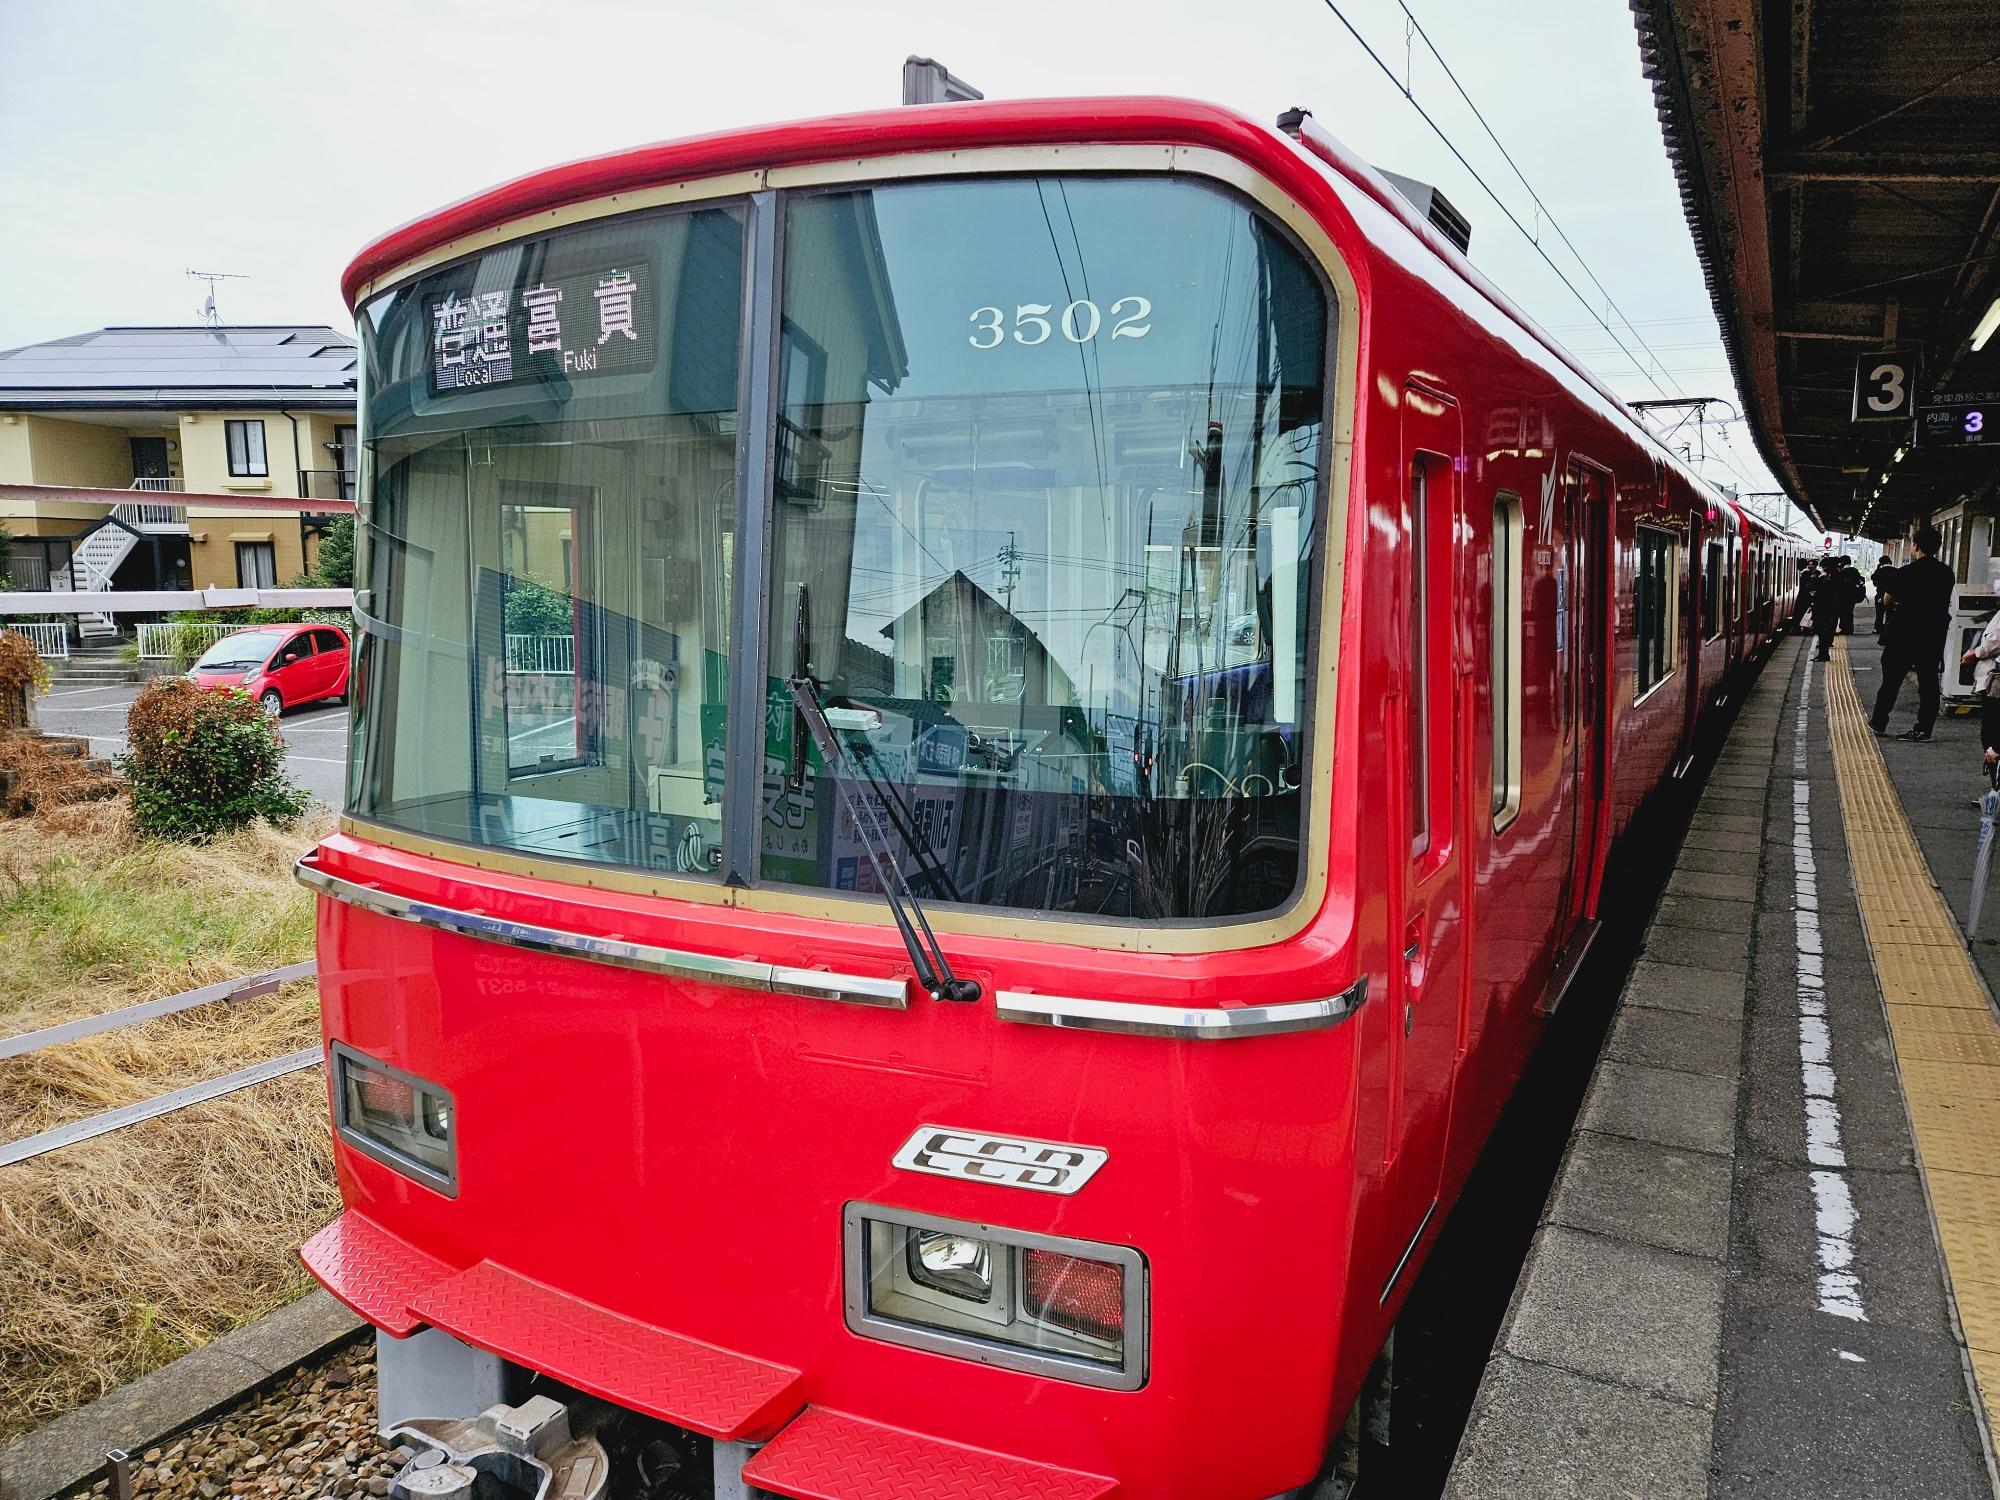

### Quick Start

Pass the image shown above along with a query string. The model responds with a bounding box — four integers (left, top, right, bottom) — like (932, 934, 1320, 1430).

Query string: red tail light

(1023, 1248, 1125, 1341)
(355, 1072, 416, 1120)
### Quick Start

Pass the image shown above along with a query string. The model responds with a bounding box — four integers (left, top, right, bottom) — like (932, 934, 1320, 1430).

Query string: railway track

(0, 962, 322, 1168)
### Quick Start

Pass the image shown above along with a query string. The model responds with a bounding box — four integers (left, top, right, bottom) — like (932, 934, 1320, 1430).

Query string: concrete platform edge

(0, 1289, 364, 1500)
(1442, 646, 1794, 1500)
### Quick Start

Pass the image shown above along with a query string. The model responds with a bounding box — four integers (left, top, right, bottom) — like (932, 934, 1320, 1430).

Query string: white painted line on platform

(1793, 652, 1866, 1323)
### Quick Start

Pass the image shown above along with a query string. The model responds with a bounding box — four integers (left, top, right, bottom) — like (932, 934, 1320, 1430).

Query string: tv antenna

(187, 268, 248, 327)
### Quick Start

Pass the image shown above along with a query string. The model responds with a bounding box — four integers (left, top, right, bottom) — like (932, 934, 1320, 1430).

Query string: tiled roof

(0, 326, 357, 408)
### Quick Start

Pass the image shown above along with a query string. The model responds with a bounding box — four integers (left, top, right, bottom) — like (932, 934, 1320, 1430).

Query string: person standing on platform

(1838, 556, 1865, 635)
(1791, 559, 1819, 634)
(1872, 559, 1898, 637)
(1962, 607, 2000, 775)
(1811, 562, 1846, 661)
(1872, 525, 1956, 742)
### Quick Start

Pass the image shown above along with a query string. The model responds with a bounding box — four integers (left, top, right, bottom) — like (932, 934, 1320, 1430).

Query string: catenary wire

(1311, 0, 1671, 399)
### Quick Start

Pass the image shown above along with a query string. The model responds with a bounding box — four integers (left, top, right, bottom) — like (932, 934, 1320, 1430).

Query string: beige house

(0, 326, 357, 622)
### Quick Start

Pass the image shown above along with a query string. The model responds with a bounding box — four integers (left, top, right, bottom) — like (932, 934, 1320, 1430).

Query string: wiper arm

(785, 585, 980, 1004)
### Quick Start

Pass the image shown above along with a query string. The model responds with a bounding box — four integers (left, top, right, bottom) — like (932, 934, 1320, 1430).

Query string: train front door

(1380, 385, 1466, 1306)
(1559, 462, 1610, 924)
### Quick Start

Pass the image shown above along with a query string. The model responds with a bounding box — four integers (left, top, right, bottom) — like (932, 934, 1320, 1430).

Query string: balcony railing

(299, 468, 358, 501)
(112, 501, 186, 529)
(131, 476, 187, 493)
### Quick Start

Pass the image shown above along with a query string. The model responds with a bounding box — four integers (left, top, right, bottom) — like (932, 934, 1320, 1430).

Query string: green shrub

(119, 679, 311, 841)
(504, 577, 572, 636)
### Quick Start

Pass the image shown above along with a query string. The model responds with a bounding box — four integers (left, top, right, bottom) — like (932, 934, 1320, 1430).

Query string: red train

(297, 97, 1803, 1499)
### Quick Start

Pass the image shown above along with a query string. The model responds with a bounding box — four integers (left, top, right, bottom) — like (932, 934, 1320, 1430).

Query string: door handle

(1403, 938, 1422, 962)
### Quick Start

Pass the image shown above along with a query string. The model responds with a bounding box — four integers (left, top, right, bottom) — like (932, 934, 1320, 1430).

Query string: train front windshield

(350, 175, 1331, 922)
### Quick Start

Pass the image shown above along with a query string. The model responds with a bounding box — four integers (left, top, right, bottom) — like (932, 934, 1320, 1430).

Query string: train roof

(342, 95, 1803, 544)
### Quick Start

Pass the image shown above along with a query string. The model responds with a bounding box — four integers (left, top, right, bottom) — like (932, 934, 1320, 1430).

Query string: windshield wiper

(785, 585, 980, 1004)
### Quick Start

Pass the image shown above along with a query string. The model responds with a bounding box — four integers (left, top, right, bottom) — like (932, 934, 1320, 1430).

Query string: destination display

(1918, 404, 1995, 447)
(429, 261, 656, 395)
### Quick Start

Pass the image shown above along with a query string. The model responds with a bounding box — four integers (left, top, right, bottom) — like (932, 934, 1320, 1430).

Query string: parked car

(188, 624, 351, 715)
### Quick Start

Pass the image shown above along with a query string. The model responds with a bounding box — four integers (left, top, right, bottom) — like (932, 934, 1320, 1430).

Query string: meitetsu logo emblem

(892, 1126, 1108, 1195)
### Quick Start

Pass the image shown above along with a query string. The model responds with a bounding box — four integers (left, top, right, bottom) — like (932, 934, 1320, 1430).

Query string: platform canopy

(1633, 0, 2000, 537)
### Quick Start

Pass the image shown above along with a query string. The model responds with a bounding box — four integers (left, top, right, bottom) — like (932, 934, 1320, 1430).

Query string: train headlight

(332, 1043, 456, 1196)
(844, 1204, 1146, 1390)
(908, 1231, 994, 1302)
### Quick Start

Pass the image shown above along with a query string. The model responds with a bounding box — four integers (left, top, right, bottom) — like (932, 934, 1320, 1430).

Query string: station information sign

(1918, 403, 1995, 447)
(428, 262, 656, 396)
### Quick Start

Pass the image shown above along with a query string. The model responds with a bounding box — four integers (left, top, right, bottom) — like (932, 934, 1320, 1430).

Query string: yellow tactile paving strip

(1824, 639, 2000, 1439)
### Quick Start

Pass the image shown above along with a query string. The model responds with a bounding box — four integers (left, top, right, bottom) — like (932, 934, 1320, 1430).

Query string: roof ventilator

(1276, 108, 1474, 255)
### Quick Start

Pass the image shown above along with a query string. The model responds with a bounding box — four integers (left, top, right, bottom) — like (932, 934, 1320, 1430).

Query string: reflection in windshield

(345, 176, 1333, 926)
(196, 631, 285, 670)
(766, 177, 1327, 920)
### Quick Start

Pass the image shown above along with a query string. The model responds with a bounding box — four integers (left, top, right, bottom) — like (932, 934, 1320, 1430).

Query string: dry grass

(0, 801, 333, 1030)
(0, 800, 341, 1443)
(0, 736, 117, 819)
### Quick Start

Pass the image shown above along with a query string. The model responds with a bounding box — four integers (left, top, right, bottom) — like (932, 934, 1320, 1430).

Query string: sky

(0, 0, 1798, 523)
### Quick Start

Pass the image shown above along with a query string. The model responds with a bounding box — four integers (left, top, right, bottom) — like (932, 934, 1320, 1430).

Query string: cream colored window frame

(1491, 492, 1523, 831)
(340, 142, 1360, 958)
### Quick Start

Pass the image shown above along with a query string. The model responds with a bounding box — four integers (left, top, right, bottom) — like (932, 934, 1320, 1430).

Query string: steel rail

(0, 1048, 323, 1167)
(0, 962, 318, 1062)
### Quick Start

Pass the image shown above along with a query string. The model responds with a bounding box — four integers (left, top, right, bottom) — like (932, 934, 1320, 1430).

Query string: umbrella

(1969, 763, 2000, 945)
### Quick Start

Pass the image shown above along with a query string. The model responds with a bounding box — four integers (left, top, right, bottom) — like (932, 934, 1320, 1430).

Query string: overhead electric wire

(1310, 0, 1671, 398)
(1388, 0, 1685, 398)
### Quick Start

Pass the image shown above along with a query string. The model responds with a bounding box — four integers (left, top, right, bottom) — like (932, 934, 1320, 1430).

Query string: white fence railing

(112, 501, 185, 528)
(135, 622, 244, 660)
(6, 622, 69, 659)
(130, 477, 187, 493)
(505, 634, 576, 674)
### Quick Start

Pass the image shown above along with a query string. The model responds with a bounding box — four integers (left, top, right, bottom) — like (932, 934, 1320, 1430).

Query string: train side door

(1559, 461, 1609, 926)
(1381, 384, 1465, 1300)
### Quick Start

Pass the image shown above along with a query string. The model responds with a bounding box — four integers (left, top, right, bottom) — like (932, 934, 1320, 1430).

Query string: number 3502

(968, 297, 1152, 349)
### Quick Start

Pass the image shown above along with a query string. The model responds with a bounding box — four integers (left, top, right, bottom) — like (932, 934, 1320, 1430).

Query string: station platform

(1444, 624, 2000, 1499)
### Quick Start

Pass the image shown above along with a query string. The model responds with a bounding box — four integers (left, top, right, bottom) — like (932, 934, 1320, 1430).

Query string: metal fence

(505, 634, 576, 674)
(6, 621, 69, 659)
(136, 622, 239, 660)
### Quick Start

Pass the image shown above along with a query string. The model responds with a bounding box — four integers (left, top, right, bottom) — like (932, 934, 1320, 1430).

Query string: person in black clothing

(1837, 556, 1865, 634)
(1811, 564, 1846, 660)
(1871, 560, 1897, 637)
(1871, 526, 1957, 741)
(1790, 560, 1819, 633)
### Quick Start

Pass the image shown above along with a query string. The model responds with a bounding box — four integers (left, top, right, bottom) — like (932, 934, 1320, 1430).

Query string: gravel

(76, 1343, 402, 1500)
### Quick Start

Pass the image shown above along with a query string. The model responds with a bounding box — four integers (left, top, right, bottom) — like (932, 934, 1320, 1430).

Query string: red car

(188, 623, 350, 715)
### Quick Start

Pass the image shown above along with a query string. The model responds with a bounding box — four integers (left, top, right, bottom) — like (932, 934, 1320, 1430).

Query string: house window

(1635, 525, 1678, 697)
(225, 420, 269, 478)
(235, 541, 277, 588)
(1491, 493, 1523, 829)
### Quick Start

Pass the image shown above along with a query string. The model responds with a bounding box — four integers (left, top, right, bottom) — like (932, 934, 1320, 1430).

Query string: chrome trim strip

(994, 977, 1367, 1040)
(769, 966, 910, 1007)
(295, 855, 908, 1009)
(1380, 1198, 1438, 1305)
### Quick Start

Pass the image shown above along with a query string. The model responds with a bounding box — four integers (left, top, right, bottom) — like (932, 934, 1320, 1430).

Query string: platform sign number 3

(1852, 350, 1917, 422)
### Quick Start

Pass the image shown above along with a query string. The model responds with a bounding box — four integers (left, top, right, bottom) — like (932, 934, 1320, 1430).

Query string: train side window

(1703, 540, 1724, 640)
(1635, 524, 1677, 699)
(1491, 493, 1522, 829)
